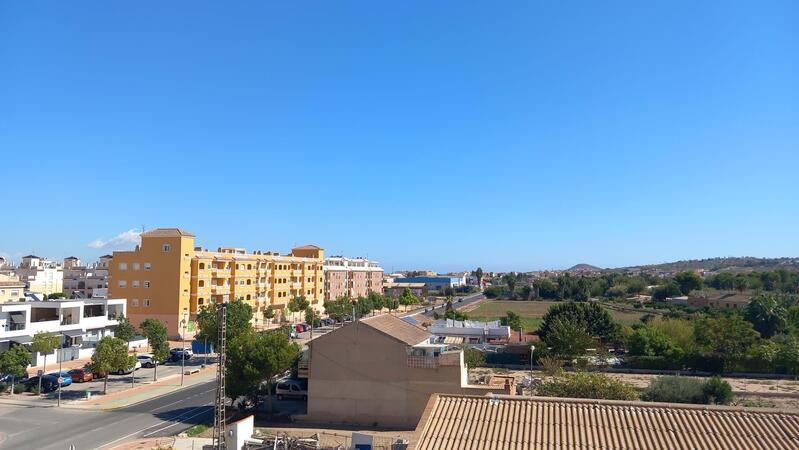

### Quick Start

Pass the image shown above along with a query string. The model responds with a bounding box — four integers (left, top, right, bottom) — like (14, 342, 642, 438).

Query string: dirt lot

(471, 368, 799, 409)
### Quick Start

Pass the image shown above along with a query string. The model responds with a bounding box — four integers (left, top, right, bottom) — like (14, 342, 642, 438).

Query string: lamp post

(57, 333, 64, 407)
(181, 308, 187, 386)
(529, 345, 535, 396)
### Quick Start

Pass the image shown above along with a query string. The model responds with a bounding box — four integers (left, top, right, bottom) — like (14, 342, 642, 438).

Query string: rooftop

(360, 314, 431, 346)
(413, 394, 799, 450)
(141, 228, 195, 237)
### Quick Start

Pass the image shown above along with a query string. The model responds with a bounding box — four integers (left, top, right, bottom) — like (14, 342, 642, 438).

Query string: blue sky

(1, 1, 797, 273)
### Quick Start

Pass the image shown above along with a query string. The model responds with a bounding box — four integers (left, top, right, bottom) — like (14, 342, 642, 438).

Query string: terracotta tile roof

(361, 314, 431, 346)
(140, 228, 195, 237)
(413, 394, 799, 450)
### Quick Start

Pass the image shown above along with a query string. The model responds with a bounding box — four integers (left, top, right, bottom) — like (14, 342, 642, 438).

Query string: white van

(275, 378, 307, 401)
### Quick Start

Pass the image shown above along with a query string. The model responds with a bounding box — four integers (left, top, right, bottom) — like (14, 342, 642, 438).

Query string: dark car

(24, 375, 59, 393)
(67, 368, 93, 383)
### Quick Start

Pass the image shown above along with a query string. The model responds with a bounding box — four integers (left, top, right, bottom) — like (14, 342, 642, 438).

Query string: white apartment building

(324, 256, 384, 300)
(63, 255, 111, 298)
(0, 297, 126, 364)
(13, 255, 64, 295)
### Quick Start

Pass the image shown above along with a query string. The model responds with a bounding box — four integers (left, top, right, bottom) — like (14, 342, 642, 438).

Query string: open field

(465, 300, 647, 331)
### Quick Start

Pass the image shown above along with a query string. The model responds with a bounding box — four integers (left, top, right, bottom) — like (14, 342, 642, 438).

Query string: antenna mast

(212, 302, 228, 449)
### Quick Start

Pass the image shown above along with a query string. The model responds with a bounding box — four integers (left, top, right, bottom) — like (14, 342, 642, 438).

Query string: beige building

(14, 255, 63, 295)
(305, 314, 511, 428)
(413, 394, 799, 450)
(323, 256, 383, 301)
(108, 228, 325, 337)
(0, 274, 25, 303)
(63, 255, 111, 298)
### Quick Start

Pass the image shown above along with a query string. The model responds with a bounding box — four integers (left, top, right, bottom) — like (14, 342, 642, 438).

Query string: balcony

(406, 351, 461, 369)
(211, 268, 231, 277)
(212, 285, 231, 293)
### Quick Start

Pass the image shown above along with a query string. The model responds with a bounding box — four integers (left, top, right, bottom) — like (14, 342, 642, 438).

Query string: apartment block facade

(108, 228, 324, 337)
(323, 256, 384, 301)
(63, 255, 111, 299)
(13, 255, 64, 295)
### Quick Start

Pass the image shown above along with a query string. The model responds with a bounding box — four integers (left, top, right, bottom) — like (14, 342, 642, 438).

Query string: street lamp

(529, 344, 535, 396)
(180, 308, 187, 386)
(57, 332, 64, 407)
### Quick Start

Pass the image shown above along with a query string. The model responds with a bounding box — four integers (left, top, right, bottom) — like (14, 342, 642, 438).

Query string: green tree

(90, 336, 135, 394)
(703, 376, 733, 405)
(543, 317, 594, 359)
(538, 302, 618, 345)
(287, 296, 309, 323)
(652, 282, 683, 301)
(627, 326, 681, 358)
(304, 307, 321, 327)
(46, 292, 66, 300)
(196, 299, 253, 345)
(323, 296, 353, 322)
(114, 314, 138, 343)
(398, 287, 419, 311)
(0, 346, 31, 394)
(226, 328, 300, 413)
(385, 296, 399, 313)
(354, 296, 372, 318)
(472, 267, 484, 289)
(262, 305, 275, 324)
(673, 271, 704, 295)
(536, 372, 638, 401)
(367, 291, 384, 314)
(695, 315, 760, 370)
(463, 348, 485, 369)
(31, 332, 61, 395)
(140, 318, 170, 381)
(744, 293, 788, 338)
(500, 311, 523, 332)
(503, 273, 518, 299)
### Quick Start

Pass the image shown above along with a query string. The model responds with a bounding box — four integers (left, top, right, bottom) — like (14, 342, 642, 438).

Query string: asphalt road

(0, 380, 215, 450)
(401, 292, 485, 318)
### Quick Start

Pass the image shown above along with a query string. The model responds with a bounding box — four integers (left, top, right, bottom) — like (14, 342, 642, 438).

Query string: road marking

(141, 404, 213, 437)
(149, 388, 216, 413)
(95, 403, 213, 449)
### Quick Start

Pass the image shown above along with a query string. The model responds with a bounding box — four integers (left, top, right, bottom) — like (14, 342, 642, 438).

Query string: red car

(295, 324, 306, 333)
(67, 368, 94, 383)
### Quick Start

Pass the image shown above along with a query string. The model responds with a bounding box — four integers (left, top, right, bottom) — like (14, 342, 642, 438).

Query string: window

(144, 281, 150, 288)
(198, 298, 204, 306)
(132, 263, 140, 270)
(163, 244, 171, 252)
(132, 280, 140, 288)
(199, 263, 205, 270)
(144, 263, 151, 270)
(199, 280, 205, 287)
(132, 298, 139, 307)
(118, 280, 127, 288)
(119, 263, 128, 270)
(144, 299, 151, 307)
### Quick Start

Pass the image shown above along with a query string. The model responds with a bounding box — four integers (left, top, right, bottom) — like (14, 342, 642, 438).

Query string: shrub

(0, 382, 6, 393)
(463, 348, 486, 369)
(535, 372, 638, 401)
(641, 376, 705, 404)
(538, 355, 564, 377)
(625, 355, 682, 371)
(12, 383, 25, 394)
(702, 376, 733, 405)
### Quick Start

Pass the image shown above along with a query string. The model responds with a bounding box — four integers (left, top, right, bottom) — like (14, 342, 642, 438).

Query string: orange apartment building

(108, 228, 324, 337)
(323, 256, 384, 301)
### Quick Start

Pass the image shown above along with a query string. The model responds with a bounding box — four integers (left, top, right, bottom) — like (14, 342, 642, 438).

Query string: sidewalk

(109, 437, 212, 450)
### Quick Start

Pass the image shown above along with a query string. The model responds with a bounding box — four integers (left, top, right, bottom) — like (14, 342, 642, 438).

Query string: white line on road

(95, 403, 213, 449)
(141, 404, 213, 437)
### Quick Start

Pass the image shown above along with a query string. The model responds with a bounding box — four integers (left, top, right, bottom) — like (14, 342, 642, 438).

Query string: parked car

(0, 373, 28, 383)
(275, 378, 308, 401)
(295, 324, 306, 333)
(170, 348, 193, 360)
(320, 318, 334, 327)
(48, 371, 73, 387)
(136, 354, 155, 368)
(114, 360, 142, 375)
(25, 375, 59, 393)
(67, 368, 93, 383)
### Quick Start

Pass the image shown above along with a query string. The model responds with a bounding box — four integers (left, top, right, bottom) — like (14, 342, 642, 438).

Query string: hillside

(622, 257, 799, 274)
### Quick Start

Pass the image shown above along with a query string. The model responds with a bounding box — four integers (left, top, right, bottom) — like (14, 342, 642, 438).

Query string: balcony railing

(407, 352, 460, 369)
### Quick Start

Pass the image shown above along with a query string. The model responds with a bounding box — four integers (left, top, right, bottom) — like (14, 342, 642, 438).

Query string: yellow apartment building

(108, 228, 324, 337)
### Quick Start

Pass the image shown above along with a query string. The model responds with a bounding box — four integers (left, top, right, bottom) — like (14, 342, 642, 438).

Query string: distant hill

(621, 257, 799, 274)
(566, 263, 603, 273)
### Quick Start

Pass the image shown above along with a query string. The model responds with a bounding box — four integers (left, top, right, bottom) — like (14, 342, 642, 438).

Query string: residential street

(401, 292, 485, 318)
(0, 380, 215, 450)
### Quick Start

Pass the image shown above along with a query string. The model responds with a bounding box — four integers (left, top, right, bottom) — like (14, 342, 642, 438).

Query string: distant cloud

(88, 229, 142, 250)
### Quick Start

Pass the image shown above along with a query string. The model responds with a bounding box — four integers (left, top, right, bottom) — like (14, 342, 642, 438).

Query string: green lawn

(467, 300, 646, 332)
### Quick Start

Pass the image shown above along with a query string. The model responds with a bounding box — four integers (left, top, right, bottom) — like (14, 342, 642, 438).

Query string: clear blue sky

(1, 1, 797, 273)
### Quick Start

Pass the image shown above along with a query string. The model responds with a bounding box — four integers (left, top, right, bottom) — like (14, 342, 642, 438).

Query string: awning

(11, 336, 33, 344)
(9, 314, 25, 324)
(62, 329, 84, 338)
(443, 336, 465, 344)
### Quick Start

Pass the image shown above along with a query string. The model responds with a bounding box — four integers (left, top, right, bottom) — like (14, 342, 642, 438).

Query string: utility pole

(212, 302, 228, 450)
